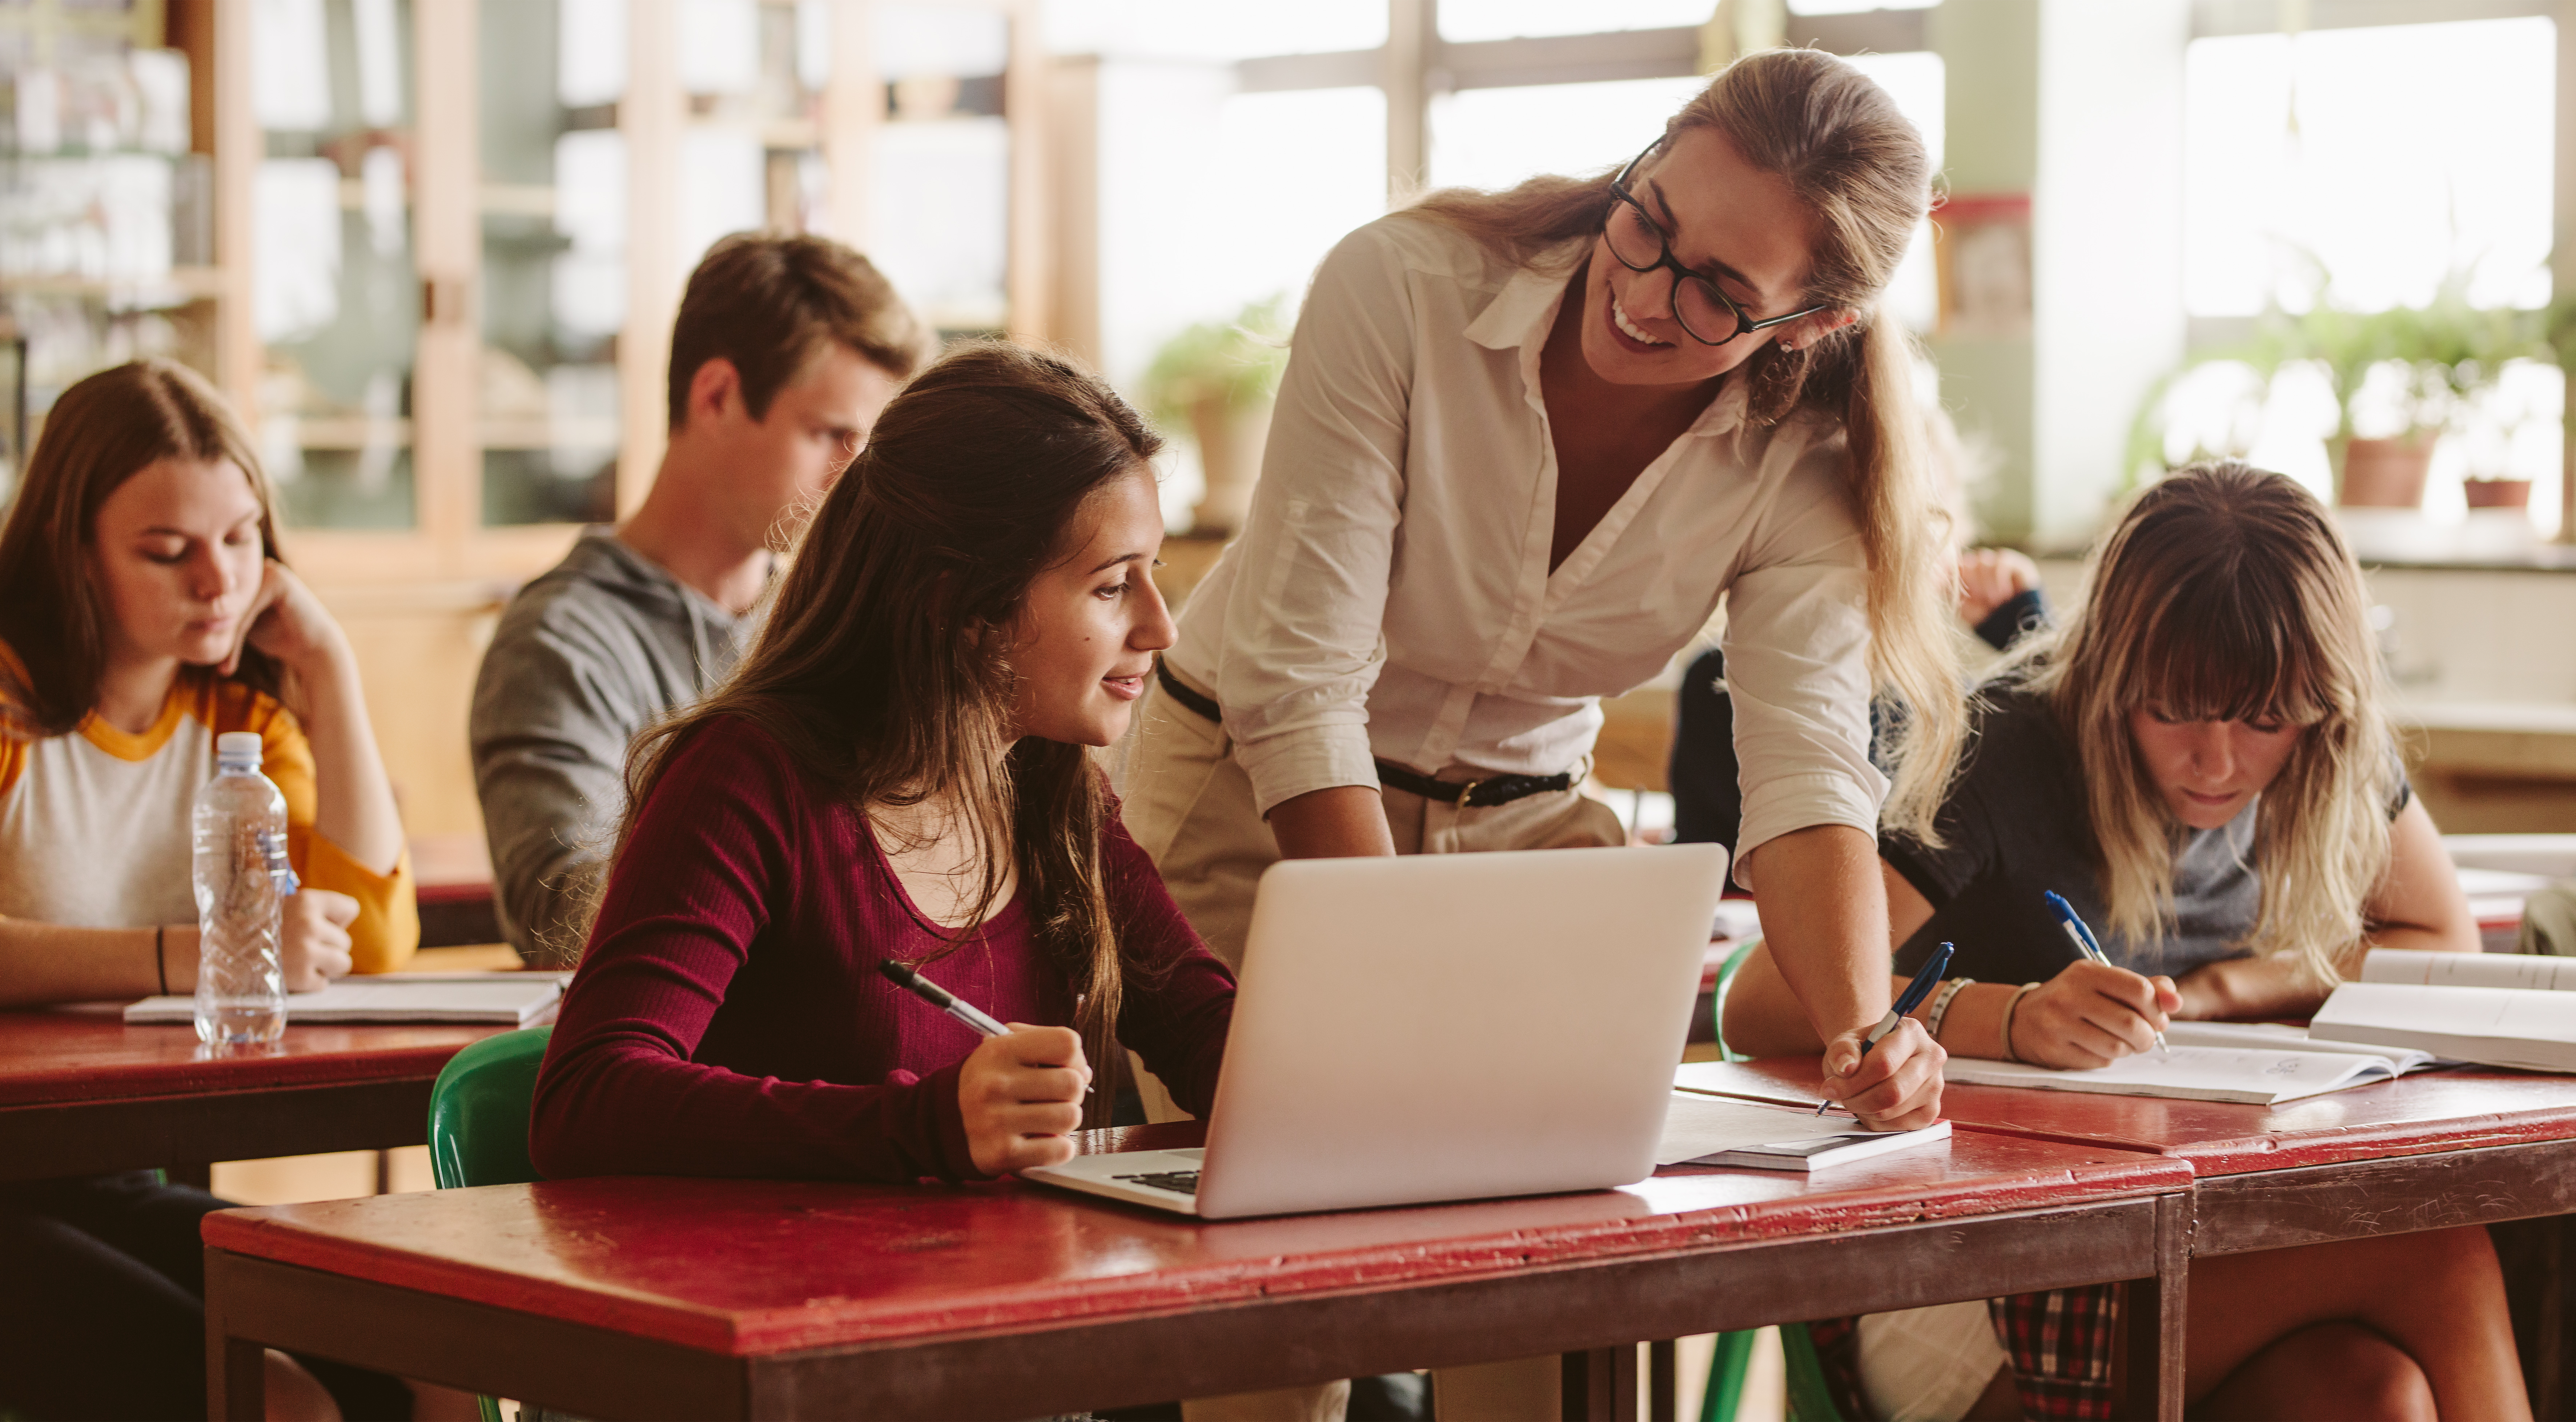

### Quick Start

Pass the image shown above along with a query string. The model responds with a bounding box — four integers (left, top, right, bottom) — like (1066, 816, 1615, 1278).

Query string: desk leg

(2118, 1192, 2191, 1422)
(206, 1321, 265, 1420)
(1647, 1339, 1676, 1422)
(1560, 1345, 1637, 1422)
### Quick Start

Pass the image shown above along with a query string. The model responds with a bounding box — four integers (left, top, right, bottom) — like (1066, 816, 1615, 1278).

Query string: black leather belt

(1153, 660, 1576, 810)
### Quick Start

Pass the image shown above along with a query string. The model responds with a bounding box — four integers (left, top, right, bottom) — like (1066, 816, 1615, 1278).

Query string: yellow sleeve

(216, 682, 421, 973)
(0, 640, 28, 801)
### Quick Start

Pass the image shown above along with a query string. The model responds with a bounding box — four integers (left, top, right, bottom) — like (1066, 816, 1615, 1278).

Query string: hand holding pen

(1817, 941, 1954, 1117)
(881, 960, 1094, 1175)
(2042, 892, 2171, 1060)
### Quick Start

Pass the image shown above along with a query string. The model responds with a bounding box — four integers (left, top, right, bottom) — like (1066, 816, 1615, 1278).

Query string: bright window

(1042, 0, 1385, 60)
(1438, 0, 1712, 43)
(2184, 16, 2555, 316)
(1427, 76, 1709, 193)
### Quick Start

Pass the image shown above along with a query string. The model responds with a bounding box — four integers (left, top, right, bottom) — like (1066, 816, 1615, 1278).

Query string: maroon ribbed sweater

(529, 717, 1235, 1183)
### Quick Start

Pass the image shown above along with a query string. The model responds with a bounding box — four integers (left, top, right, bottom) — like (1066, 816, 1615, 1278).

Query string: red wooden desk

(202, 1121, 2195, 1420)
(0, 1011, 503, 1183)
(1680, 1058, 2576, 1256)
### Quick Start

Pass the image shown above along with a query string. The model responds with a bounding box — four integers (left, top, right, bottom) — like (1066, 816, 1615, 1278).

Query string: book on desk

(2312, 947, 2576, 1072)
(122, 972, 569, 1027)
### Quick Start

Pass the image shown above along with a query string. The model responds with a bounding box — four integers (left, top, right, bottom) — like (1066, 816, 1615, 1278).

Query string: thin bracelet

(1924, 976, 1975, 1045)
(154, 925, 169, 996)
(1998, 982, 2040, 1062)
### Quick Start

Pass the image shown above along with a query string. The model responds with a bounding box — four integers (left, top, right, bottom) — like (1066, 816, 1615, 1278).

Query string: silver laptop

(1024, 842, 1728, 1219)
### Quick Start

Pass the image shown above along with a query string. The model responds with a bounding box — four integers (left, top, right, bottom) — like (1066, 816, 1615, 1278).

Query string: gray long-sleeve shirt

(471, 529, 750, 963)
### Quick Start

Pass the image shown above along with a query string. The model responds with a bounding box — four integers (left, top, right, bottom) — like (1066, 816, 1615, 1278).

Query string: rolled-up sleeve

(1721, 438, 1886, 888)
(1215, 225, 1417, 816)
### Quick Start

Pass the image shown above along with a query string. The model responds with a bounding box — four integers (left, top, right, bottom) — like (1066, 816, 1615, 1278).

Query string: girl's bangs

(2127, 574, 2334, 727)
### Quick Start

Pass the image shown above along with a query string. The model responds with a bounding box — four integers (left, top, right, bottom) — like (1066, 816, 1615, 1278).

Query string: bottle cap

(215, 731, 263, 768)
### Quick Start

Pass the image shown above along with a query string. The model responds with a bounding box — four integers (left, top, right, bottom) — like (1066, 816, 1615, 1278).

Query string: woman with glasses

(1121, 47, 1957, 1418)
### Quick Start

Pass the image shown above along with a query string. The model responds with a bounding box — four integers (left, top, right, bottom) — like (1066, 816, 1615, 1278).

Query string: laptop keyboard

(1113, 1170, 1201, 1195)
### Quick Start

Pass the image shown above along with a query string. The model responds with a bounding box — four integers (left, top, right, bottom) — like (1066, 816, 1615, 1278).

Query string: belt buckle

(1453, 778, 1483, 808)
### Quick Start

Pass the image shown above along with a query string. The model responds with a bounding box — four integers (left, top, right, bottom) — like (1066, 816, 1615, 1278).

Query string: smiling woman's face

(2125, 703, 2307, 830)
(1005, 469, 1176, 748)
(1576, 126, 1832, 389)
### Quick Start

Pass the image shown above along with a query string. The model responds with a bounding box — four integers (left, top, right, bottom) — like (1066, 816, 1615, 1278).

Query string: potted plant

(2134, 266, 2545, 509)
(1140, 296, 1290, 538)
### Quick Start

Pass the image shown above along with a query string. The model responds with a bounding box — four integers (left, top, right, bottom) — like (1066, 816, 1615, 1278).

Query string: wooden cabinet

(0, 0, 1045, 840)
(174, 0, 1046, 591)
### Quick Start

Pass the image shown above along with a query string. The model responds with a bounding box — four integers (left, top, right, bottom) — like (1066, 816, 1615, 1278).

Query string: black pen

(879, 960, 1009, 1037)
(1818, 941, 1954, 1116)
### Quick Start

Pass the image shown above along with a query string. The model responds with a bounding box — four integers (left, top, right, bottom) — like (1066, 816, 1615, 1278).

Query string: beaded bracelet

(1924, 976, 1974, 1045)
(1998, 982, 2041, 1063)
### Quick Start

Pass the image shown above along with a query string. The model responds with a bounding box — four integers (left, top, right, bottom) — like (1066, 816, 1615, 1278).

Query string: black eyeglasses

(1605, 141, 1829, 347)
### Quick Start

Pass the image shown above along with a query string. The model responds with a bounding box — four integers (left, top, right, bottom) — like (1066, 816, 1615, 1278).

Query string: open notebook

(1655, 1090, 1950, 1171)
(1941, 1044, 2410, 1105)
(124, 972, 569, 1027)
(2311, 948, 2576, 1072)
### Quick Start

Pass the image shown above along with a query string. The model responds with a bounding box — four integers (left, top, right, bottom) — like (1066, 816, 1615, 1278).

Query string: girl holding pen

(1726, 462, 2516, 1421)
(530, 344, 1235, 1187)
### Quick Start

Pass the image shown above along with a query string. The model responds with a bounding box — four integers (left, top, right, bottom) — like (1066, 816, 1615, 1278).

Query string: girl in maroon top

(532, 343, 1233, 1185)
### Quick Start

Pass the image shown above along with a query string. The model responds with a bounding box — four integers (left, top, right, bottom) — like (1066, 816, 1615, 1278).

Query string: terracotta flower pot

(2337, 434, 2437, 509)
(2463, 478, 2534, 510)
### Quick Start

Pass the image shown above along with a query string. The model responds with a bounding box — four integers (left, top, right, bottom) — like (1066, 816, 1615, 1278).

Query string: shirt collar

(1465, 239, 1755, 440)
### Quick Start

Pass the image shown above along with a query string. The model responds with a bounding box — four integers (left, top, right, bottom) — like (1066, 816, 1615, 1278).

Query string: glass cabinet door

(870, 2, 1010, 336)
(252, 0, 419, 530)
(477, 0, 622, 528)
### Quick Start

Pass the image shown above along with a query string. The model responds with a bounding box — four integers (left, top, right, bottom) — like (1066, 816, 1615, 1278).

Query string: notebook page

(1655, 1092, 1940, 1166)
(2159, 1020, 2439, 1072)
(1945, 1045, 2395, 1104)
(2361, 949, 2576, 993)
(123, 975, 563, 1025)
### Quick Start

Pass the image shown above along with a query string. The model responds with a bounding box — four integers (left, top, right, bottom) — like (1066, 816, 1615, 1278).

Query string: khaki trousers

(1116, 681, 1623, 1422)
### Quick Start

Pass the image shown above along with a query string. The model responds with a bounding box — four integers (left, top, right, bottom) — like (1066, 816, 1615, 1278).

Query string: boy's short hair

(666, 232, 939, 430)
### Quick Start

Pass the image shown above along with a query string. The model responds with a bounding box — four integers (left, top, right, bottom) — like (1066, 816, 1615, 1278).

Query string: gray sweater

(471, 530, 750, 962)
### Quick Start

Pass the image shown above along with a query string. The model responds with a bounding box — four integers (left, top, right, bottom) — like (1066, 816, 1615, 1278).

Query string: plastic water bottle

(193, 731, 290, 1049)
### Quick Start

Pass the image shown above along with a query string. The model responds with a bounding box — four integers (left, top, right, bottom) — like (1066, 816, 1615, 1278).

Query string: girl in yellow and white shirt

(0, 359, 425, 1422)
(0, 360, 414, 1006)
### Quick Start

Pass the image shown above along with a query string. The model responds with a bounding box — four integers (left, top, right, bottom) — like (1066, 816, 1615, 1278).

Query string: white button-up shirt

(1165, 212, 1885, 880)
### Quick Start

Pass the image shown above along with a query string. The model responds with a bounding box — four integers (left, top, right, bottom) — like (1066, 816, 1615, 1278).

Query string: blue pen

(2043, 890, 2168, 1059)
(1819, 940, 1953, 1115)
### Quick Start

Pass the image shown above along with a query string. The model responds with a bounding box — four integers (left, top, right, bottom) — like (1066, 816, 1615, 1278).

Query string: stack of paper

(1655, 1091, 1950, 1172)
(124, 972, 569, 1028)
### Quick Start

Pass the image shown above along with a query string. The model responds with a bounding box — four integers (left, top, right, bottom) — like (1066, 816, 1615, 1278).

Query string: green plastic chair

(1696, 939, 1846, 1422)
(425, 1026, 553, 1422)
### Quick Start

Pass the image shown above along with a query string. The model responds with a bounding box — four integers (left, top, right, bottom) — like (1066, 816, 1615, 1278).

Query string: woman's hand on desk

(961, 1025, 1093, 1176)
(1820, 1017, 1945, 1131)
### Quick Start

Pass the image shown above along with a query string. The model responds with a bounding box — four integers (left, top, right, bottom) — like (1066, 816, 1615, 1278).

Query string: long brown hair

(1410, 46, 1962, 838)
(620, 342, 1164, 1115)
(0, 358, 286, 738)
(2020, 461, 2394, 981)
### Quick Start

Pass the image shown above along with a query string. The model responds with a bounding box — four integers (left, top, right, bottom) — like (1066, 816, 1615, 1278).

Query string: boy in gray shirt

(472, 233, 935, 962)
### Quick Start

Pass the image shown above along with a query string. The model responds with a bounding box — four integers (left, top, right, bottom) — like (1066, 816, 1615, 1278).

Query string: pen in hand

(879, 959, 1009, 1037)
(879, 960, 1094, 1101)
(2043, 891, 2169, 1059)
(1818, 941, 1954, 1116)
